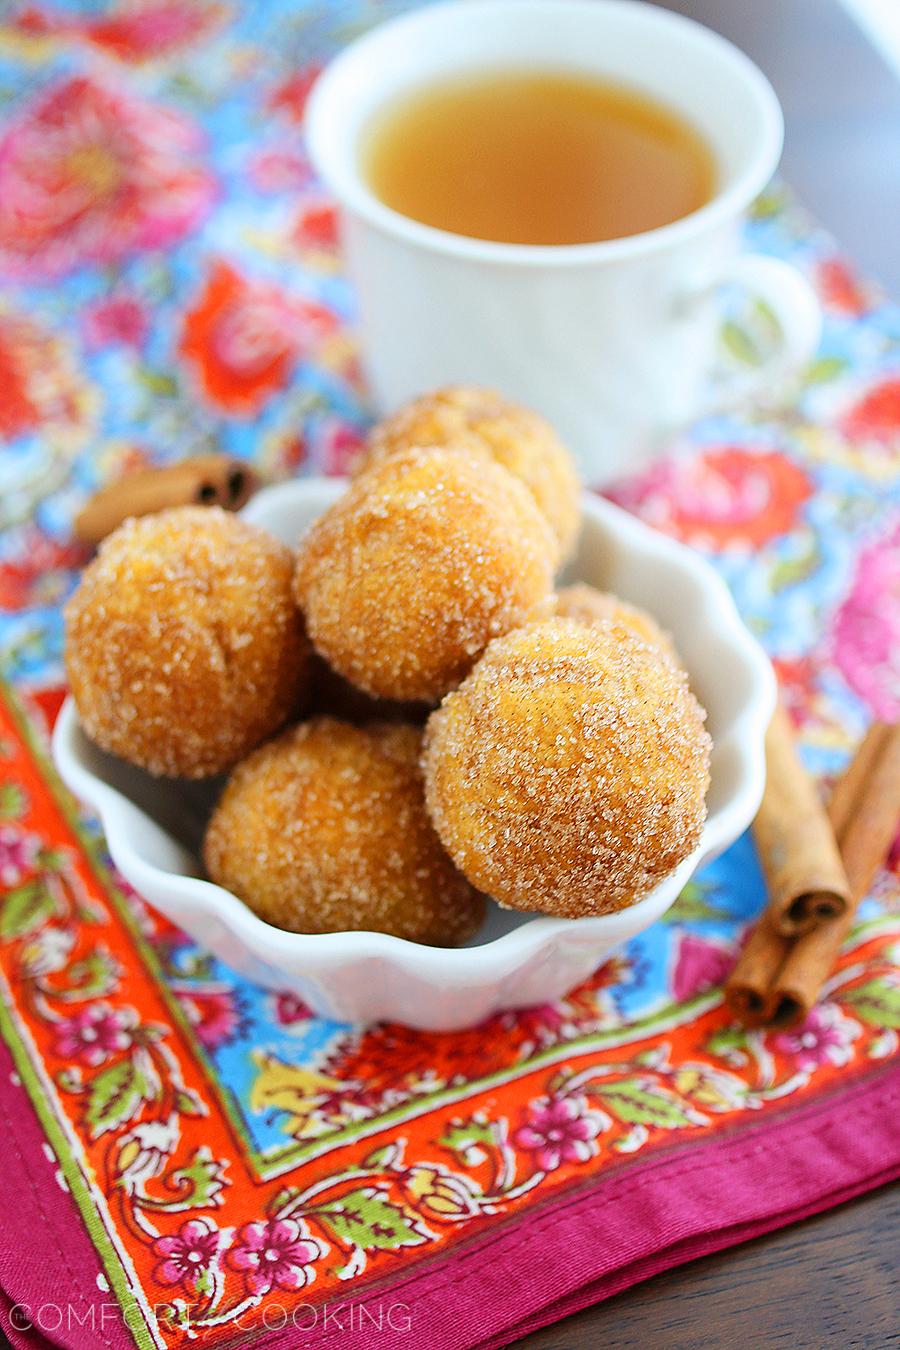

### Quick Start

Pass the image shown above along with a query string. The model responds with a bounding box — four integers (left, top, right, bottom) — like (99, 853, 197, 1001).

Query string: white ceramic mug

(307, 0, 821, 482)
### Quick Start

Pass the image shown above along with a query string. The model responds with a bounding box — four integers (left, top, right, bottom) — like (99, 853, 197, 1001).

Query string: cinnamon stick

(752, 704, 851, 936)
(833, 722, 900, 888)
(722, 913, 792, 1026)
(726, 722, 900, 1027)
(768, 725, 900, 1024)
(826, 722, 890, 843)
(73, 455, 261, 546)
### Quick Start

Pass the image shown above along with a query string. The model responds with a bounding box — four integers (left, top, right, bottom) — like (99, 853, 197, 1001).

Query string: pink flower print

(226, 1218, 326, 1296)
(274, 992, 312, 1025)
(0, 75, 215, 278)
(53, 1003, 136, 1067)
(249, 148, 312, 194)
(0, 308, 90, 444)
(513, 1094, 607, 1171)
(318, 421, 366, 476)
(673, 934, 735, 1002)
(77, 1, 228, 63)
(771, 1005, 860, 1072)
(608, 446, 812, 550)
(83, 295, 149, 350)
(841, 377, 900, 446)
(267, 66, 322, 124)
(293, 202, 339, 251)
(179, 260, 336, 415)
(831, 517, 900, 720)
(152, 1217, 220, 1289)
(0, 526, 89, 609)
(508, 1000, 568, 1047)
(888, 828, 900, 874)
(177, 987, 242, 1051)
(0, 824, 41, 886)
(10, 2, 227, 63)
(815, 258, 870, 317)
(772, 655, 819, 727)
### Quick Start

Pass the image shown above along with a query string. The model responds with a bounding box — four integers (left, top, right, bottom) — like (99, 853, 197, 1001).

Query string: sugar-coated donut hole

(553, 583, 678, 663)
(360, 384, 581, 561)
(294, 444, 557, 703)
(203, 717, 484, 944)
(423, 619, 711, 917)
(64, 506, 310, 778)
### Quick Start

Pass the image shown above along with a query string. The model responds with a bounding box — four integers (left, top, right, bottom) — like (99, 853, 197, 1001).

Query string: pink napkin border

(1, 1019, 897, 1350)
(314, 1061, 900, 1350)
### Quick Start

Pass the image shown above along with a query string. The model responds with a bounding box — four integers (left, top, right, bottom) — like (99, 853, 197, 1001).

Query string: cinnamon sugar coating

(553, 583, 677, 661)
(294, 445, 556, 703)
(423, 619, 711, 917)
(203, 718, 484, 944)
(64, 506, 310, 778)
(360, 385, 581, 560)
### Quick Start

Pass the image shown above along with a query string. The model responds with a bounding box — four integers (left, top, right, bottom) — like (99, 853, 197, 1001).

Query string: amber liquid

(362, 69, 716, 246)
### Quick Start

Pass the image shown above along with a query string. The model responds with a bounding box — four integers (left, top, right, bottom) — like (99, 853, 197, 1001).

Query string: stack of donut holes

(65, 386, 711, 946)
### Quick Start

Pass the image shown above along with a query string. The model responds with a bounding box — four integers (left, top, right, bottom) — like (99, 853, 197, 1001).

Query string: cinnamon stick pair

(725, 715, 900, 1028)
(751, 705, 851, 935)
(74, 454, 262, 546)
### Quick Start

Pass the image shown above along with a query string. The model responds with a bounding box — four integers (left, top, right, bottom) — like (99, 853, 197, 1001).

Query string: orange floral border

(1, 685, 898, 1346)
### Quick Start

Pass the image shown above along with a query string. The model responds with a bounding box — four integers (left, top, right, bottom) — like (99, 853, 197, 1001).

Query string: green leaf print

(721, 321, 761, 365)
(749, 186, 789, 219)
(705, 1026, 749, 1059)
(0, 783, 27, 819)
(361, 1141, 403, 1170)
(36, 847, 68, 872)
(62, 949, 121, 1000)
(172, 1087, 206, 1118)
(270, 1185, 302, 1216)
(86, 1054, 158, 1139)
(841, 978, 900, 1029)
(136, 366, 178, 397)
(164, 1146, 227, 1209)
(591, 1078, 704, 1129)
(771, 536, 822, 593)
(663, 881, 730, 924)
(0, 879, 56, 940)
(805, 355, 848, 383)
(315, 1186, 428, 1251)
(438, 1116, 495, 1165)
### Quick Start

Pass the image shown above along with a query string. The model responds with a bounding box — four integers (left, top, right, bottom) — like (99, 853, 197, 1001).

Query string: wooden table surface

(518, 2, 900, 1345)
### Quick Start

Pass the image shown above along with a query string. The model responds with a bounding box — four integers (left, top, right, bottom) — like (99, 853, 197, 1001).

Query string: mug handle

(695, 254, 822, 418)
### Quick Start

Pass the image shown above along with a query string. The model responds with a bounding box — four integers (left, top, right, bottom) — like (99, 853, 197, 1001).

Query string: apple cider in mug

(361, 69, 717, 245)
(308, 0, 821, 475)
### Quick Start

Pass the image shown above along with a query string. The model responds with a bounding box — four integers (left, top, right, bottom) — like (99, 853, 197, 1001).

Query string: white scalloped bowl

(53, 478, 774, 1029)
